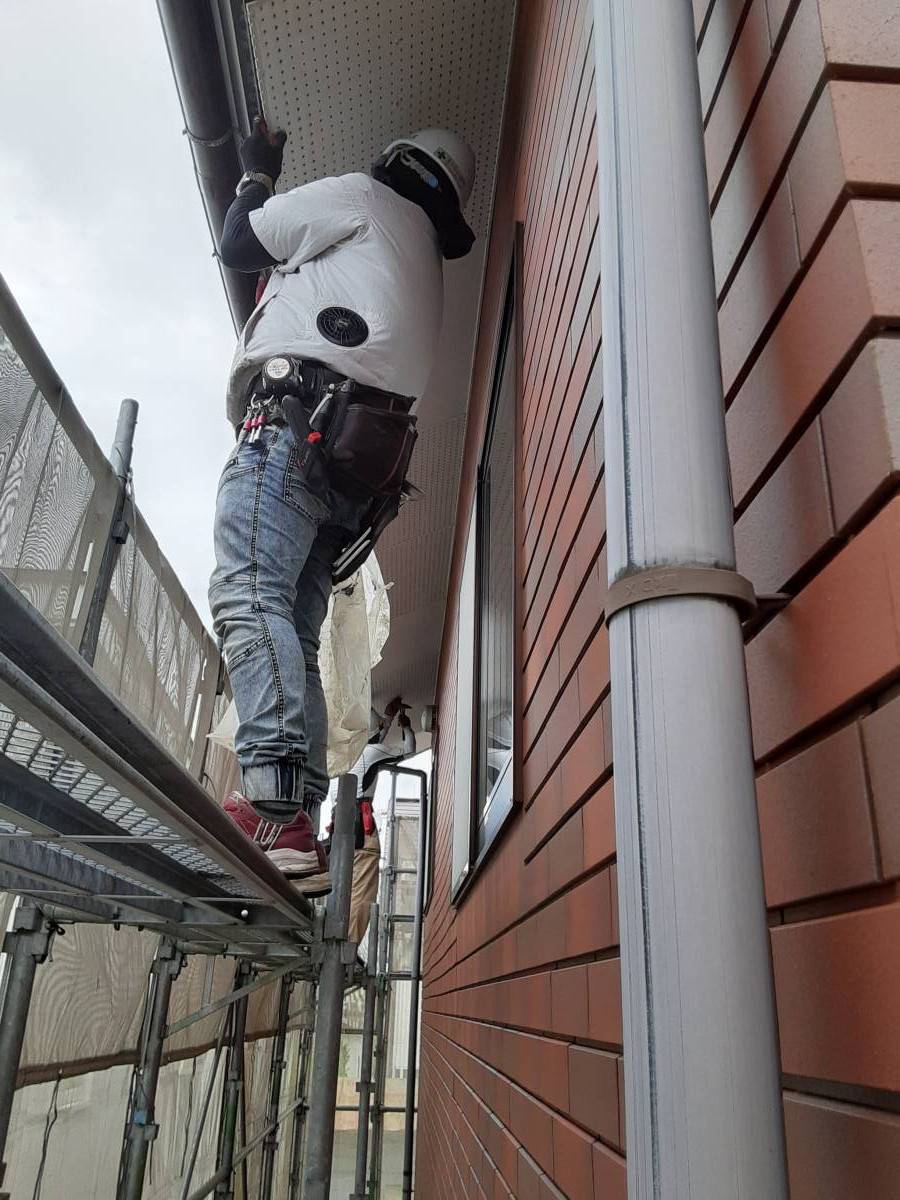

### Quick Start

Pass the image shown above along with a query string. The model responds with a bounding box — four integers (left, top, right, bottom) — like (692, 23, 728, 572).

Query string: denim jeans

(209, 423, 369, 824)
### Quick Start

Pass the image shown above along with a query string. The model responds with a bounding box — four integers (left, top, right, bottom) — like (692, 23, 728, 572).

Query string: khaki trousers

(348, 830, 381, 945)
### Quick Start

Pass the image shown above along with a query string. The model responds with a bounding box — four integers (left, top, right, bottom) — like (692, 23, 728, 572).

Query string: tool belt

(243, 357, 420, 584)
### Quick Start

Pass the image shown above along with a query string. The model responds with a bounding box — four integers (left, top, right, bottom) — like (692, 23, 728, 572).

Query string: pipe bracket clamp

(606, 565, 758, 622)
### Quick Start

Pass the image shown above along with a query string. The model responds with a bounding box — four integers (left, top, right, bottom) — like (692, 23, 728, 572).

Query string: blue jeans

(209, 423, 368, 824)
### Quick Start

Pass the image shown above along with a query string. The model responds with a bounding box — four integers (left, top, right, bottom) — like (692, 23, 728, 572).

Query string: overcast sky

(0, 0, 237, 627)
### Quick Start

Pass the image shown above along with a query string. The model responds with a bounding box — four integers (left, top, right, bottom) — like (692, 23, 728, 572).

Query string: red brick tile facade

(416, 1, 900, 1195)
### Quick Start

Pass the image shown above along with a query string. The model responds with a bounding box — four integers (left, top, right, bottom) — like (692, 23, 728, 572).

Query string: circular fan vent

(316, 306, 369, 347)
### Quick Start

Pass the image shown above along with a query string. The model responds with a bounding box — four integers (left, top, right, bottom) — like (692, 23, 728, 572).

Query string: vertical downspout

(591, 1, 789, 1196)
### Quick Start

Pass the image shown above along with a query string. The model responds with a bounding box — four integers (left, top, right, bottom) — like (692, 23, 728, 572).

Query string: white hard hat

(382, 128, 476, 209)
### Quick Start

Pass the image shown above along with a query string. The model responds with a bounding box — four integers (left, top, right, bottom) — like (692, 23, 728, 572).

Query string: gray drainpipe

(591, 1, 789, 1196)
(156, 0, 257, 330)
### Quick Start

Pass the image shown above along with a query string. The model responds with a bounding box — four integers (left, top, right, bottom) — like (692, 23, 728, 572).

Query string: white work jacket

(225, 173, 444, 426)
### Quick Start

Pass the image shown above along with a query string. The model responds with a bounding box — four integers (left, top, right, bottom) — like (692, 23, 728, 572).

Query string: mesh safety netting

(0, 310, 273, 1076)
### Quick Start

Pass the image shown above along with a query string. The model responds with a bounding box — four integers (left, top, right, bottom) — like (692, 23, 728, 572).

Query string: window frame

(422, 712, 439, 915)
(451, 228, 524, 903)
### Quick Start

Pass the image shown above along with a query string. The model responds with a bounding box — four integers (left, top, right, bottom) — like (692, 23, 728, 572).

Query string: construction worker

(209, 118, 475, 891)
(324, 697, 416, 942)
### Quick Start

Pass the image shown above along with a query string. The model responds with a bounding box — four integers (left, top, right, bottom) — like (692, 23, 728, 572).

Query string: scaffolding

(0, 760, 425, 1200)
(0, 275, 428, 1198)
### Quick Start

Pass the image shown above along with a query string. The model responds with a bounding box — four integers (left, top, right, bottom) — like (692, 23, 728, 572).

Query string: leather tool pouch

(284, 383, 420, 584)
(326, 388, 418, 497)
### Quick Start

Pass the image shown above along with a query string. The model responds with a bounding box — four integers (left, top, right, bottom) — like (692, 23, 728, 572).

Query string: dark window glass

(474, 287, 516, 853)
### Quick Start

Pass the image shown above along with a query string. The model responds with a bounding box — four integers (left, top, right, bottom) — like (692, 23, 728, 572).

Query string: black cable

(30, 1072, 62, 1200)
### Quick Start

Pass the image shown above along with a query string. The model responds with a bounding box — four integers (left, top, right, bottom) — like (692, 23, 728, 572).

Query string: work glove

(384, 696, 403, 719)
(240, 116, 288, 184)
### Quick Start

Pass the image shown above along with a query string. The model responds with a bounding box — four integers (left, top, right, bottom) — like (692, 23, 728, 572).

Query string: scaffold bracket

(2, 905, 54, 964)
(127, 1114, 159, 1142)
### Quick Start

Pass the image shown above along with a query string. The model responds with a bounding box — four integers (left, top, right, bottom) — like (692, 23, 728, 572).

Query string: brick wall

(707, 1, 900, 1194)
(416, 0, 900, 1197)
(416, 2, 619, 1197)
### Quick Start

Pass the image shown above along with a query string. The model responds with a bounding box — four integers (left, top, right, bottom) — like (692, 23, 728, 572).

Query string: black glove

(240, 117, 287, 184)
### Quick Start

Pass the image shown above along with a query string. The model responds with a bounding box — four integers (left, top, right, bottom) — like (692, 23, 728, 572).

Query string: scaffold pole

(259, 970, 294, 1200)
(287, 1019, 314, 1200)
(213, 961, 251, 1199)
(179, 1013, 230, 1200)
(398, 770, 428, 1200)
(119, 938, 183, 1200)
(302, 772, 357, 1200)
(79, 397, 138, 666)
(0, 900, 54, 1196)
(368, 772, 399, 1199)
(351, 902, 380, 1199)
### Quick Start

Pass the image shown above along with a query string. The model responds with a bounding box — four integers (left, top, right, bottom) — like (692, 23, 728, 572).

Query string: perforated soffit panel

(246, 0, 517, 711)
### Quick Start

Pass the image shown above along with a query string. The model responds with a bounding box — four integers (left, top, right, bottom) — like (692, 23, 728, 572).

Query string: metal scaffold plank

(0, 569, 321, 953)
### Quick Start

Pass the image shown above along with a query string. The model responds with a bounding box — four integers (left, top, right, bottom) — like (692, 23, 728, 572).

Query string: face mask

(440, 212, 476, 260)
(371, 152, 476, 259)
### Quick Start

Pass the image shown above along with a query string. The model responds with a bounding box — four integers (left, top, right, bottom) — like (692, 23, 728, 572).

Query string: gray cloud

(0, 0, 239, 625)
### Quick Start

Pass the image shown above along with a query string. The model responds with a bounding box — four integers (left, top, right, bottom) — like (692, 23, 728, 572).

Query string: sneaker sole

(267, 848, 321, 873)
(287, 871, 332, 898)
(266, 849, 331, 897)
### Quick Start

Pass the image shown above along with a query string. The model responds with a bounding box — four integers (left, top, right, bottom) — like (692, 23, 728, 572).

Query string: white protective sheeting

(4, 1024, 317, 1200)
(209, 556, 391, 778)
(5, 1055, 222, 1199)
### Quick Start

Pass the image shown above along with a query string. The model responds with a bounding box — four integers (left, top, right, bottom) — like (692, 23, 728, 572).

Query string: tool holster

(282, 381, 420, 585)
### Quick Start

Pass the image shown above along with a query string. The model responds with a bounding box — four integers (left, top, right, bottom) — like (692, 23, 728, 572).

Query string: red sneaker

(223, 792, 331, 897)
